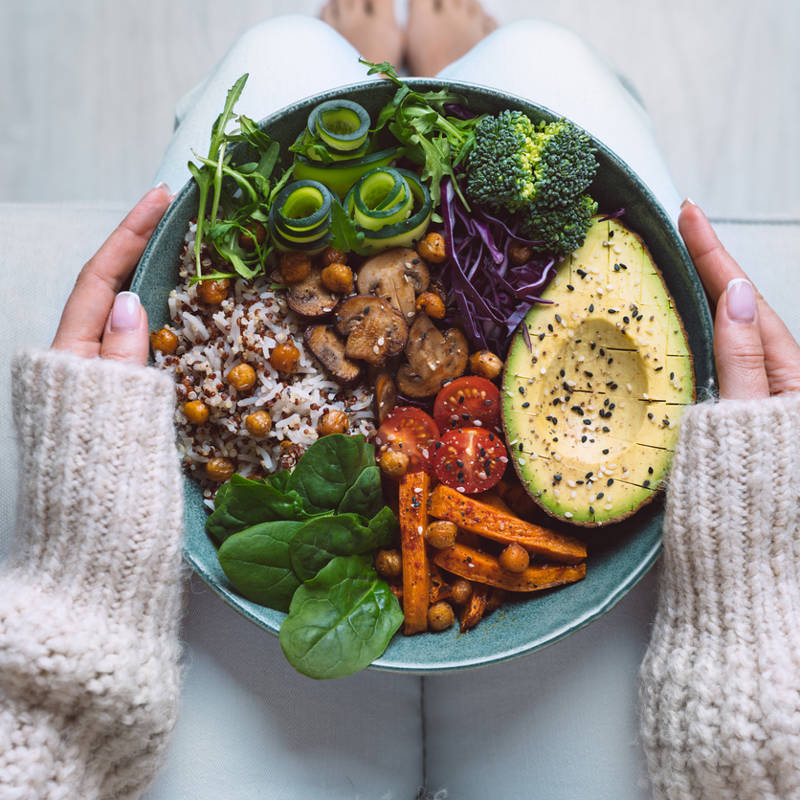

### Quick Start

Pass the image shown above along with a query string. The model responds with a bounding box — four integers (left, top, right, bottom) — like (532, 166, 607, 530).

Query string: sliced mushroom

(374, 372, 398, 423)
(397, 314, 469, 398)
(304, 325, 362, 386)
(287, 267, 340, 319)
(334, 295, 408, 367)
(356, 247, 430, 321)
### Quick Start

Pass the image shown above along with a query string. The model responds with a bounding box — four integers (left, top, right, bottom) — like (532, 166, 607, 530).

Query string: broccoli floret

(465, 110, 541, 213)
(464, 112, 599, 255)
(521, 194, 598, 256)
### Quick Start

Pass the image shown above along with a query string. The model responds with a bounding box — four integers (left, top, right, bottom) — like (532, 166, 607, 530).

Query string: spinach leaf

(287, 434, 374, 513)
(218, 520, 305, 612)
(289, 511, 396, 582)
(206, 473, 306, 544)
(367, 505, 399, 542)
(279, 555, 403, 679)
(337, 465, 383, 517)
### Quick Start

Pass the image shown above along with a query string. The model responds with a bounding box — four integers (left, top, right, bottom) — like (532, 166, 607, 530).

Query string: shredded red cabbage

(440, 176, 557, 354)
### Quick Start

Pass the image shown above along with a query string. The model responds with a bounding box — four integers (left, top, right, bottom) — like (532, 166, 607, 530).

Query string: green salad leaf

(206, 473, 308, 544)
(205, 435, 402, 678)
(279, 555, 404, 680)
(289, 511, 396, 582)
(287, 434, 375, 514)
(218, 520, 305, 612)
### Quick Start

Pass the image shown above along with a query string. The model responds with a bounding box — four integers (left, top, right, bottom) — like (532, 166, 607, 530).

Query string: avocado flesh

(502, 217, 695, 526)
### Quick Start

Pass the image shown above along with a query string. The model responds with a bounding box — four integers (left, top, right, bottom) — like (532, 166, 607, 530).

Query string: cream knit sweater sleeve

(0, 350, 184, 800)
(640, 393, 800, 800)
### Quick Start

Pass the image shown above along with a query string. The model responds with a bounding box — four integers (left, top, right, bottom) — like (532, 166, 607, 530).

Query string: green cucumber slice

(308, 100, 370, 153)
(351, 167, 413, 232)
(293, 147, 402, 198)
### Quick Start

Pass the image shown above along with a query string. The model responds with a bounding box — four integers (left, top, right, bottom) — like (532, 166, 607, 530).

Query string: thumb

(100, 291, 150, 366)
(714, 278, 770, 400)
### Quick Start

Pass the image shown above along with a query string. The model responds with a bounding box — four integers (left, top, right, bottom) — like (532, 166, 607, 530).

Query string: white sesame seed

(564, 511, 574, 519)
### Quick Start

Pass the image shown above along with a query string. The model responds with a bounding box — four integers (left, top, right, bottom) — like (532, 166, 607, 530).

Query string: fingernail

(680, 197, 696, 209)
(726, 278, 756, 324)
(151, 181, 172, 196)
(110, 291, 142, 332)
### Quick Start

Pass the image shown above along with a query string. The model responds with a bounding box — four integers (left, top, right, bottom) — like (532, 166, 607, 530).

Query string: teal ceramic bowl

(132, 80, 715, 673)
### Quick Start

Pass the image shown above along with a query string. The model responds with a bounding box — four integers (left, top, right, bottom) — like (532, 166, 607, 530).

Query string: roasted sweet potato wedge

(433, 542, 587, 592)
(399, 471, 431, 635)
(429, 485, 587, 564)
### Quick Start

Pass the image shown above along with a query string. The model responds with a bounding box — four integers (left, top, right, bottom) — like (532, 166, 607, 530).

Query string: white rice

(154, 224, 376, 498)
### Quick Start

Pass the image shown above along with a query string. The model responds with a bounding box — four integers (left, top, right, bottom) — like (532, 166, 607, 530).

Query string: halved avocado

(502, 217, 695, 526)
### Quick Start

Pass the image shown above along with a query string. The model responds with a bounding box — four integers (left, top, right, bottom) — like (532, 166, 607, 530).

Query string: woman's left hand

(679, 200, 800, 400)
(51, 184, 172, 365)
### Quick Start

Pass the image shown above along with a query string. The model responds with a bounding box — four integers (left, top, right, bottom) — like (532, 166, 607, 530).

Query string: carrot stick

(433, 542, 587, 592)
(429, 484, 587, 564)
(459, 583, 488, 632)
(399, 471, 431, 635)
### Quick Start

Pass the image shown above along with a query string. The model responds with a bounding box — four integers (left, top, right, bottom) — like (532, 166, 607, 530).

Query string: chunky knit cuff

(7, 350, 185, 638)
(640, 394, 800, 800)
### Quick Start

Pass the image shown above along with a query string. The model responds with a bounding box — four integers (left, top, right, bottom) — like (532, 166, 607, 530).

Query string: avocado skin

(502, 217, 695, 527)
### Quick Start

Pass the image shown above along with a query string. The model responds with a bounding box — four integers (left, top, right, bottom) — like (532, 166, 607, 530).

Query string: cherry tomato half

(375, 406, 440, 473)
(433, 376, 502, 432)
(431, 427, 508, 493)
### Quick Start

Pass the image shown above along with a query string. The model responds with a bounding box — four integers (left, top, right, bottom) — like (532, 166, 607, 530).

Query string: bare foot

(320, 0, 404, 67)
(406, 0, 497, 76)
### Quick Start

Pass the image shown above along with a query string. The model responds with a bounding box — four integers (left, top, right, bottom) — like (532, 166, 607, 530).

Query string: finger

(679, 200, 800, 395)
(52, 184, 171, 357)
(99, 292, 150, 366)
(714, 278, 770, 400)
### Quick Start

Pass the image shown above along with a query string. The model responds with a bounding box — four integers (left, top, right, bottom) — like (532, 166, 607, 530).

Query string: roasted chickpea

(415, 291, 446, 320)
(379, 448, 410, 479)
(227, 362, 257, 391)
(317, 409, 349, 436)
(375, 548, 402, 579)
(320, 262, 354, 294)
(499, 542, 530, 573)
(450, 579, 473, 605)
(269, 341, 301, 374)
(150, 327, 179, 354)
(509, 242, 534, 266)
(417, 231, 446, 263)
(428, 601, 455, 632)
(239, 222, 266, 251)
(197, 278, 230, 305)
(320, 246, 347, 267)
(244, 410, 272, 438)
(424, 520, 457, 549)
(469, 349, 504, 380)
(279, 251, 312, 284)
(183, 400, 209, 425)
(205, 456, 235, 482)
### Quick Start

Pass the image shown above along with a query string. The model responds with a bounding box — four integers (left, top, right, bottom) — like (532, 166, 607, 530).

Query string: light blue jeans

(155, 15, 681, 221)
(150, 15, 671, 800)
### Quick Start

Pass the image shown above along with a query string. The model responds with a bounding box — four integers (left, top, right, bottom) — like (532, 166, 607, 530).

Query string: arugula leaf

(328, 199, 367, 254)
(218, 520, 305, 612)
(287, 434, 374, 513)
(279, 555, 403, 679)
(289, 511, 396, 582)
(360, 59, 484, 209)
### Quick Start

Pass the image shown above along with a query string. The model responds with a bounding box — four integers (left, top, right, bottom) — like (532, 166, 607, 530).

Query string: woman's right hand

(679, 200, 800, 400)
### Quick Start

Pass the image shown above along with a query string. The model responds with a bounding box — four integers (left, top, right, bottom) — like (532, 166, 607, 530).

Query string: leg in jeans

(436, 20, 682, 220)
(153, 15, 378, 192)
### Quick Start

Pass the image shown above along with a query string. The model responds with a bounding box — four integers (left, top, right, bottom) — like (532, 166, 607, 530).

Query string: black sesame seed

(567, 284, 575, 291)
(576, 268, 587, 278)
(589, 506, 595, 515)
(581, 435, 587, 443)
(648, 466, 654, 474)
(597, 492, 604, 499)
(602, 426, 610, 433)
(553, 474, 562, 482)
(602, 449, 609, 455)
(522, 401, 530, 408)
(643, 480, 651, 488)
(547, 323, 554, 332)
(588, 303, 595, 312)
(648, 412, 654, 419)
(607, 478, 614, 486)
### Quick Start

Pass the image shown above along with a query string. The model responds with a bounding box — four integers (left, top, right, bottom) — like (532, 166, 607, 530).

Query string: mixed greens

(209, 434, 403, 679)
